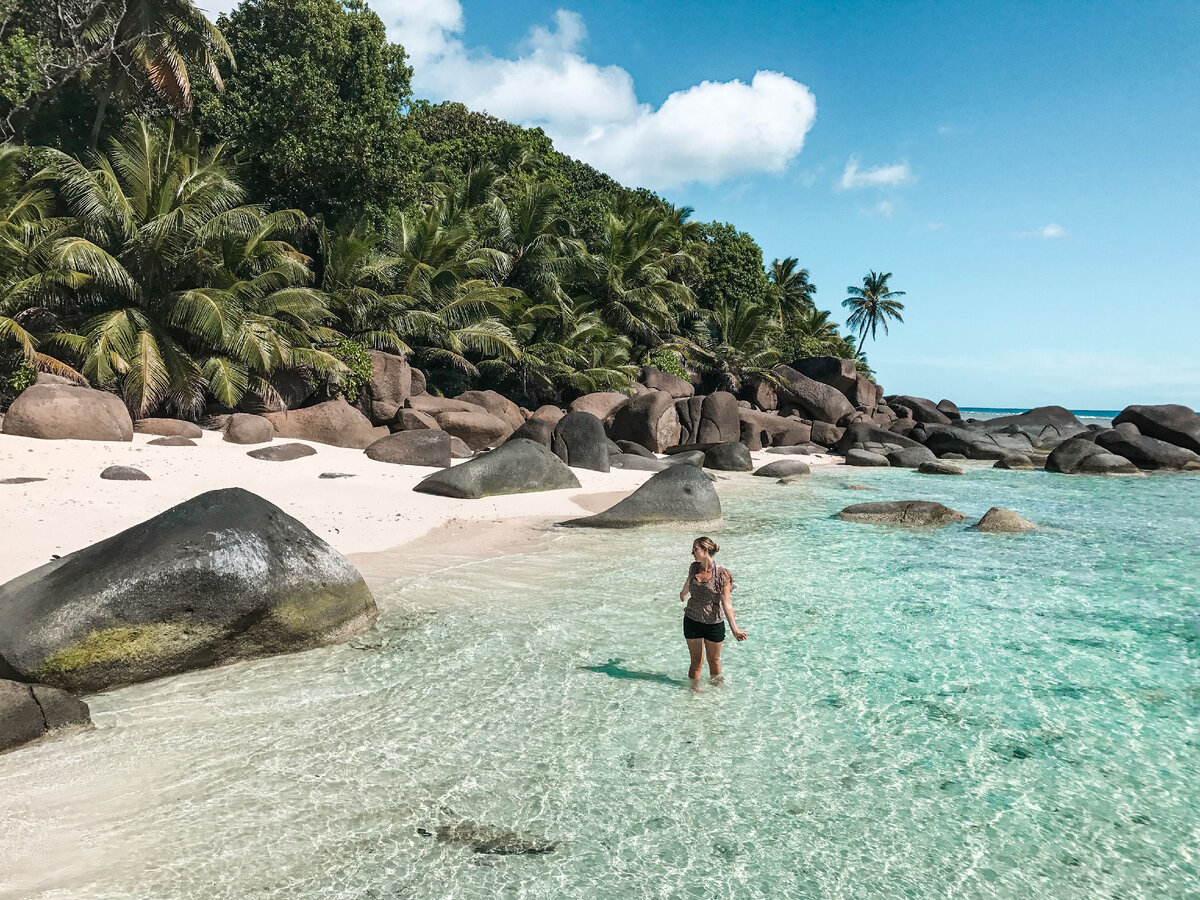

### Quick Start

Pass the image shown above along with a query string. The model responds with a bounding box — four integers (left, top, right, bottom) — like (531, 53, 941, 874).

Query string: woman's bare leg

(704, 639, 723, 682)
(686, 638, 705, 681)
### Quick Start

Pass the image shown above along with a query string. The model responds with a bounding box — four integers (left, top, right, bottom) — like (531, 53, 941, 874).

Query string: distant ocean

(960, 407, 1119, 425)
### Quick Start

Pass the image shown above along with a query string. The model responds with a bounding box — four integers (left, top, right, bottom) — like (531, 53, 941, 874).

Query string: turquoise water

(1, 466, 1198, 899)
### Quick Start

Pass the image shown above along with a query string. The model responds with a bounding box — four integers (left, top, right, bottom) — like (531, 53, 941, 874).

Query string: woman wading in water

(680, 536, 747, 685)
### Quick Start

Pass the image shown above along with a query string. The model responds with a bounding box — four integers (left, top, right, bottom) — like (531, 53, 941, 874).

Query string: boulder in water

(1111, 404, 1200, 453)
(562, 465, 721, 528)
(845, 449, 889, 467)
(838, 501, 966, 526)
(994, 454, 1035, 470)
(1046, 437, 1138, 475)
(0, 488, 377, 692)
(754, 459, 810, 478)
(413, 439, 580, 499)
(887, 446, 939, 469)
(0, 679, 92, 753)
(973, 507, 1037, 533)
(917, 461, 964, 475)
(420, 820, 559, 855)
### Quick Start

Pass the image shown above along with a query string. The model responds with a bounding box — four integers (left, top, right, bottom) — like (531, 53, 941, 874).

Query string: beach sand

(0, 431, 840, 587)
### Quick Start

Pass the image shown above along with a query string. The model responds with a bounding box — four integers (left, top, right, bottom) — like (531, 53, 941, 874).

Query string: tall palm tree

(688, 294, 782, 393)
(316, 224, 409, 354)
(768, 257, 817, 325)
(843, 270, 905, 354)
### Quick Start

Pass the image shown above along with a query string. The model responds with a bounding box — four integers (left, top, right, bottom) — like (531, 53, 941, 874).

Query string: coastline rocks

(1046, 437, 1138, 475)
(1112, 404, 1200, 453)
(395, 408, 439, 432)
(246, 442, 317, 462)
(789, 357, 858, 397)
(569, 392, 628, 422)
(994, 454, 1035, 470)
(223, 413, 274, 445)
(507, 417, 555, 447)
(616, 440, 656, 459)
(846, 449, 890, 467)
(1094, 429, 1200, 470)
(973, 507, 1037, 533)
(773, 365, 855, 424)
(836, 422, 922, 453)
(608, 390, 681, 453)
(609, 453, 669, 471)
(739, 408, 812, 450)
(1, 679, 92, 754)
(266, 399, 382, 450)
(2, 383, 133, 442)
(838, 501, 966, 526)
(753, 459, 810, 478)
(703, 441, 752, 471)
(810, 421, 844, 447)
(406, 395, 480, 416)
(765, 443, 827, 456)
(450, 436, 473, 458)
(551, 411, 610, 472)
(887, 395, 952, 426)
(663, 450, 705, 468)
(0, 488, 377, 692)
(562, 465, 721, 528)
(886, 446, 939, 469)
(358, 351, 411, 425)
(147, 436, 195, 447)
(456, 390, 525, 432)
(639, 366, 694, 399)
(917, 461, 964, 475)
(413, 439, 580, 499)
(135, 418, 203, 439)
(365, 430, 451, 467)
(937, 400, 962, 420)
(432, 410, 512, 451)
(100, 465, 149, 481)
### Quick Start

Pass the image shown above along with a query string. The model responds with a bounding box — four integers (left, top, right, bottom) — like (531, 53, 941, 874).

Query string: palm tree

(36, 117, 332, 415)
(316, 224, 409, 354)
(768, 257, 817, 325)
(687, 294, 782, 393)
(843, 270, 905, 354)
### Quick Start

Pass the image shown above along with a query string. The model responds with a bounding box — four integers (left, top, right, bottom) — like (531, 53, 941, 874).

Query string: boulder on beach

(1112, 404, 1200, 453)
(2, 382, 133, 442)
(810, 421, 844, 447)
(357, 350, 411, 425)
(0, 488, 377, 692)
(413, 439, 580, 499)
(973, 507, 1037, 533)
(773, 365, 855, 424)
(739, 408, 812, 450)
(237, 368, 315, 415)
(507, 417, 555, 447)
(561, 465, 721, 528)
(846, 449, 890, 467)
(450, 436, 473, 458)
(394, 408, 439, 432)
(100, 465, 149, 481)
(567, 392, 626, 422)
(754, 459, 810, 478)
(247, 442, 317, 461)
(266, 398, 383, 450)
(616, 440, 656, 459)
(886, 446, 939, 469)
(1046, 436, 1138, 475)
(608, 390, 681, 453)
(639, 365, 694, 398)
(609, 453, 669, 472)
(836, 422, 922, 453)
(147, 436, 196, 447)
(994, 454, 1035, 470)
(703, 441, 753, 471)
(223, 413, 274, 445)
(917, 461, 964, 475)
(135, 418, 203, 438)
(765, 443, 827, 456)
(838, 501, 966, 526)
(663, 450, 705, 468)
(551, 411, 610, 472)
(789, 356, 858, 396)
(456, 390, 525, 432)
(365, 430, 451, 467)
(1095, 427, 1200, 470)
(433, 409, 513, 451)
(696, 392, 741, 444)
(0, 679, 92, 754)
(887, 395, 952, 426)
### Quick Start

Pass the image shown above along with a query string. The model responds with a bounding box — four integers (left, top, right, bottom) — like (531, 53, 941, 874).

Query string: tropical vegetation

(0, 0, 901, 417)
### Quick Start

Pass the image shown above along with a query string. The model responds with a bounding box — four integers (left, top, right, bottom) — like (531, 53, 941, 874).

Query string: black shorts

(683, 616, 725, 642)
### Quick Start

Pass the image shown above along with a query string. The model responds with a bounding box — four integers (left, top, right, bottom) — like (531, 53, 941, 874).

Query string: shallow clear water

(2, 467, 1198, 899)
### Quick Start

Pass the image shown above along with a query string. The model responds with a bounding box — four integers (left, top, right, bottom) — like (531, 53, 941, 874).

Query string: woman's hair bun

(693, 536, 719, 555)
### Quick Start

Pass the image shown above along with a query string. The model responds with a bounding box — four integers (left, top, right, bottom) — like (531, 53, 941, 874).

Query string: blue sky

(205, 0, 1200, 409)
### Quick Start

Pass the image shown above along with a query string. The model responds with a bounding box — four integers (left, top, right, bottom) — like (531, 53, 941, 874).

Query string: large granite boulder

(0, 679, 91, 753)
(2, 382, 133, 442)
(917, 461, 964, 475)
(530, 404, 566, 424)
(921, 426, 1033, 460)
(409, 367, 427, 397)
(740, 379, 777, 411)
(135, 418, 203, 439)
(1112, 404, 1200, 453)
(609, 453, 669, 472)
(703, 441, 753, 471)
(789, 357, 858, 396)
(886, 445, 939, 469)
(739, 409, 813, 451)
(365, 430, 451, 467)
(753, 459, 810, 478)
(406, 395, 482, 416)
(608, 390, 681, 453)
(266, 399, 382, 449)
(639, 366, 694, 398)
(936, 400, 962, 421)
(676, 392, 741, 445)
(507, 417, 555, 447)
(838, 501, 966, 526)
(358, 351, 411, 425)
(1094, 429, 1200, 470)
(223, 413, 273, 444)
(457, 390, 525, 431)
(836, 422, 923, 453)
(395, 408, 439, 432)
(561, 465, 720, 528)
(1046, 437, 1138, 475)
(0, 488, 377, 692)
(846, 449, 890, 467)
(887, 395, 952, 426)
(848, 375, 877, 409)
(436, 409, 513, 451)
(551, 411, 610, 472)
(973, 507, 1037, 533)
(413, 439, 580, 499)
(974, 406, 1086, 448)
(569, 392, 627, 422)
(994, 454, 1036, 470)
(773, 365, 855, 424)
(765, 443, 827, 456)
(809, 421, 844, 447)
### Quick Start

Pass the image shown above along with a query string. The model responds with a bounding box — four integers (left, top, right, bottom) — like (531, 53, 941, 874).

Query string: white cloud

(861, 200, 895, 218)
(838, 156, 913, 189)
(1017, 223, 1069, 239)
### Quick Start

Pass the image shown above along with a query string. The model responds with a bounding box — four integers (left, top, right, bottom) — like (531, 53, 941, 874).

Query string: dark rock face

(887, 396, 952, 426)
(994, 454, 1036, 470)
(921, 426, 1033, 460)
(395, 408, 439, 432)
(1094, 430, 1200, 470)
(147, 436, 196, 447)
(358, 351, 411, 425)
(413, 439, 580, 499)
(456, 390, 525, 432)
(845, 449, 890, 467)
(739, 409, 811, 450)
(838, 501, 966, 526)
(562, 465, 721, 528)
(1112, 404, 1200, 453)
(1046, 437, 1138, 474)
(789, 357, 858, 396)
(765, 443, 827, 456)
(551, 411, 610, 472)
(703, 442, 752, 471)
(887, 446, 939, 468)
(433, 410, 513, 451)
(810, 421, 844, 447)
(406, 395, 481, 415)
(568, 392, 627, 422)
(2, 383, 133, 442)
(609, 453, 669, 472)
(616, 440, 656, 459)
(135, 418, 203, 438)
(936, 400, 962, 420)
(740, 379, 777, 411)
(409, 367, 427, 397)
(0, 679, 92, 753)
(100, 465, 150, 481)
(837, 423, 922, 453)
(639, 366, 694, 398)
(753, 459, 810, 478)
(365, 431, 451, 467)
(974, 507, 1036, 533)
(608, 390, 681, 453)
(247, 443, 317, 461)
(663, 450, 705, 468)
(698, 392, 740, 444)
(978, 406, 1082, 433)
(507, 417, 555, 447)
(0, 488, 377, 692)
(266, 399, 383, 450)
(917, 461, 964, 475)
(773, 365, 856, 424)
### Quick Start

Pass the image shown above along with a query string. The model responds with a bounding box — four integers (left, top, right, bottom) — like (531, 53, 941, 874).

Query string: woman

(679, 536, 747, 684)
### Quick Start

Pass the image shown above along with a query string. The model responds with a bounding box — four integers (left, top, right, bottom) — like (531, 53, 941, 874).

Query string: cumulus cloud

(838, 156, 913, 189)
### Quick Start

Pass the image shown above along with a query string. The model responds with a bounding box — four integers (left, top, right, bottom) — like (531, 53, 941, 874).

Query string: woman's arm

(721, 584, 747, 640)
(680, 573, 691, 603)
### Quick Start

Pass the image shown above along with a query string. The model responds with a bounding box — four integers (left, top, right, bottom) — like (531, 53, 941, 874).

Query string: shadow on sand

(579, 658, 690, 687)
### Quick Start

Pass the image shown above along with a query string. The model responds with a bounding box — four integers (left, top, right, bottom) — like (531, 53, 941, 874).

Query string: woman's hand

(733, 628, 748, 641)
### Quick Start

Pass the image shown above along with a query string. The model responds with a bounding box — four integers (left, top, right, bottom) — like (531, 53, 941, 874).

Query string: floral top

(684, 562, 735, 625)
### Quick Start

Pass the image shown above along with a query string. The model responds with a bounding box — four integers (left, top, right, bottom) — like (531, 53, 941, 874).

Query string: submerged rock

(994, 454, 1035, 470)
(0, 679, 91, 753)
(413, 439, 580, 499)
(419, 820, 559, 855)
(973, 507, 1037, 533)
(754, 459, 811, 478)
(838, 501, 966, 526)
(0, 487, 377, 692)
(917, 461, 964, 476)
(562, 465, 721, 528)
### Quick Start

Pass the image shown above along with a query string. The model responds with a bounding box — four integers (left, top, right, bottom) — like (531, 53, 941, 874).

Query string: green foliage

(645, 347, 688, 379)
(843, 270, 906, 353)
(695, 223, 771, 313)
(328, 337, 371, 402)
(0, 351, 36, 403)
(195, 0, 415, 227)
